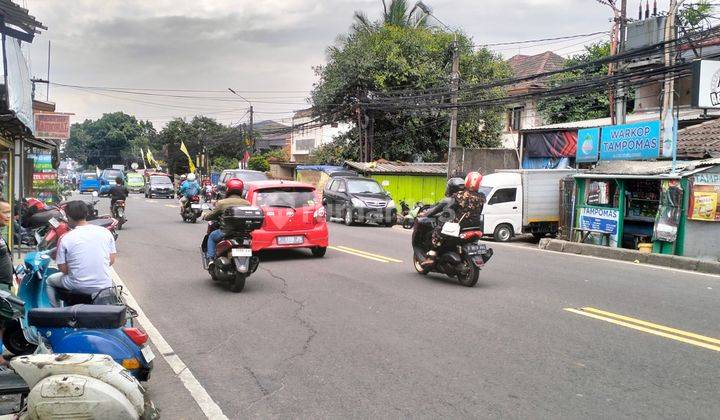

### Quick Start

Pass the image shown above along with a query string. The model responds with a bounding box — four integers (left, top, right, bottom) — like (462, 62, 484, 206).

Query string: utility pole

(355, 99, 364, 162)
(249, 105, 254, 154)
(660, 0, 680, 165)
(448, 38, 460, 152)
(615, 0, 628, 124)
(46, 40, 50, 101)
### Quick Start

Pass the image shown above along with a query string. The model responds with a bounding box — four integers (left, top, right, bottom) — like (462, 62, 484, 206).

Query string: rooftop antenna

(652, 0, 657, 16)
(645, 0, 649, 18)
(638, 2, 642, 19)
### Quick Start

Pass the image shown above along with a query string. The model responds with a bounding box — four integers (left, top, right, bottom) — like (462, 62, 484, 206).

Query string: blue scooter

(4, 249, 154, 381)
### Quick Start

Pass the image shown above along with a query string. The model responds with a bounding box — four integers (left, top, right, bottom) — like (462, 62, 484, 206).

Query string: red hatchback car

(244, 180, 329, 256)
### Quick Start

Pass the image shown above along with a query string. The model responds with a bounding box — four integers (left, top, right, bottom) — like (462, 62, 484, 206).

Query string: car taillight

(313, 207, 326, 222)
(123, 327, 148, 346)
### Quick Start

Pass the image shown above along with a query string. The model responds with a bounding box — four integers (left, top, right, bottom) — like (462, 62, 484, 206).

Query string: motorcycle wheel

(457, 258, 480, 287)
(413, 253, 429, 275)
(3, 320, 36, 355)
(230, 272, 246, 293)
(402, 219, 414, 229)
(209, 266, 219, 281)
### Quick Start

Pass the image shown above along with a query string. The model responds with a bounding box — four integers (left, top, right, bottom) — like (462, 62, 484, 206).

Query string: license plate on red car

(277, 236, 304, 245)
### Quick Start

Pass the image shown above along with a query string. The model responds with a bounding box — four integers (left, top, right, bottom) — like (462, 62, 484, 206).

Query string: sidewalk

(538, 239, 720, 275)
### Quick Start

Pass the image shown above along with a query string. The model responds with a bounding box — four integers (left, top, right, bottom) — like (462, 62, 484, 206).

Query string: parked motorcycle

(112, 199, 127, 230)
(181, 195, 203, 223)
(201, 206, 264, 293)
(3, 250, 154, 381)
(411, 215, 494, 287)
(0, 290, 158, 419)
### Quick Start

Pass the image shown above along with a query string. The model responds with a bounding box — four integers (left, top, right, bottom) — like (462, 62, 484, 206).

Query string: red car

(244, 180, 329, 256)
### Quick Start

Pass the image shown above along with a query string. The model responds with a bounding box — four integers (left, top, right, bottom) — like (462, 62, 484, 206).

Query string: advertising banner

(576, 128, 600, 162)
(692, 60, 720, 108)
(688, 172, 720, 222)
(34, 113, 71, 140)
(579, 207, 620, 246)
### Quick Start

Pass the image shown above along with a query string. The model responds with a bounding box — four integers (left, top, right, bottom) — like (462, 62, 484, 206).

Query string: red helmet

(464, 171, 483, 192)
(225, 178, 244, 196)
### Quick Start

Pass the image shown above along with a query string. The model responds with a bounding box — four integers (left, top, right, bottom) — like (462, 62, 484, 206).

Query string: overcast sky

(23, 0, 676, 129)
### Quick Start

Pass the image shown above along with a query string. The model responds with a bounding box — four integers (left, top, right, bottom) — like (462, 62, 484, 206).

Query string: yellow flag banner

(146, 149, 159, 168)
(179, 141, 196, 173)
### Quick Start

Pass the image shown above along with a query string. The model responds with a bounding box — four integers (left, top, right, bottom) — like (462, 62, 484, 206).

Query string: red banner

(34, 112, 71, 139)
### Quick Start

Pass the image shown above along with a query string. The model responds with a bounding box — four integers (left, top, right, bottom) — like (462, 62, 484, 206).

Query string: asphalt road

(91, 193, 720, 419)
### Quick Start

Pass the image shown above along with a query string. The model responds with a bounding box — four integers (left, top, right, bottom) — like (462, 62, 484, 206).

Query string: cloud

(23, 0, 671, 128)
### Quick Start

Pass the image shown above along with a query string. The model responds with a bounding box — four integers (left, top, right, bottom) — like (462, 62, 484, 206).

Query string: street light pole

(413, 2, 460, 177)
(228, 88, 255, 154)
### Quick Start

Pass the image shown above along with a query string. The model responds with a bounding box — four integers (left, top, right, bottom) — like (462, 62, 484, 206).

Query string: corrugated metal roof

(345, 161, 447, 175)
(576, 158, 720, 177)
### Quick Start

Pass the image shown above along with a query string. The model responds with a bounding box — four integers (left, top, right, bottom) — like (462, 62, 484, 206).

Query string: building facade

(290, 108, 351, 163)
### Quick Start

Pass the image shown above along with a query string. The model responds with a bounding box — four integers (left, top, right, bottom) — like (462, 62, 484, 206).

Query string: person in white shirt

(46, 200, 117, 306)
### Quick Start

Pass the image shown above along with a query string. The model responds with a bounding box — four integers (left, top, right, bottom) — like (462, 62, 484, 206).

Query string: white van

(480, 169, 577, 241)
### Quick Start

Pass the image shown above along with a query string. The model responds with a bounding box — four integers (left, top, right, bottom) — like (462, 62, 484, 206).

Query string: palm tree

(352, 0, 429, 33)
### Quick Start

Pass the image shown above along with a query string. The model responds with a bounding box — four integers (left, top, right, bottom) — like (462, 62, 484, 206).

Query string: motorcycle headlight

(351, 197, 365, 207)
(387, 199, 396, 209)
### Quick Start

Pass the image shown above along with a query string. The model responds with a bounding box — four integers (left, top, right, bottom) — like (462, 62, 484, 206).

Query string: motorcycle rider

(203, 178, 250, 265)
(46, 200, 117, 307)
(178, 173, 201, 214)
(108, 176, 129, 216)
(422, 172, 485, 266)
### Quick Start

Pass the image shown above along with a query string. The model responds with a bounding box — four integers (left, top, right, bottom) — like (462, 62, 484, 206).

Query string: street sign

(599, 120, 660, 161)
(576, 128, 600, 162)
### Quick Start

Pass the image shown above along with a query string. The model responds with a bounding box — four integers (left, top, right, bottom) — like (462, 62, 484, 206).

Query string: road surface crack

(243, 267, 317, 411)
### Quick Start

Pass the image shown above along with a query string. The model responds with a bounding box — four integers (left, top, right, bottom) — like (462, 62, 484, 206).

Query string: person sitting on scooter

(46, 201, 117, 307)
(109, 176, 129, 213)
(422, 172, 485, 267)
(179, 173, 201, 213)
(203, 178, 250, 266)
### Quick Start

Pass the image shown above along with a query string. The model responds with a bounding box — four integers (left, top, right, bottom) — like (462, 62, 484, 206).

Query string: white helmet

(187, 173, 197, 181)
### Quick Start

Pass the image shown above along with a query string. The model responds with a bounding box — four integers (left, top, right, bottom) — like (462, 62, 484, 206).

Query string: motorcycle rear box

(221, 206, 264, 234)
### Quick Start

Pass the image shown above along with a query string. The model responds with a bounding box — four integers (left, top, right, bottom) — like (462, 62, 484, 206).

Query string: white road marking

(165, 204, 179, 208)
(110, 268, 228, 420)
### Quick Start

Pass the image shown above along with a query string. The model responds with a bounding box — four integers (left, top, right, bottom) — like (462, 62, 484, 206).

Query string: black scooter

(411, 214, 494, 287)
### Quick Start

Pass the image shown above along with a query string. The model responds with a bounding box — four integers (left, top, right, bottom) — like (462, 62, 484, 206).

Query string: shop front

(572, 159, 720, 259)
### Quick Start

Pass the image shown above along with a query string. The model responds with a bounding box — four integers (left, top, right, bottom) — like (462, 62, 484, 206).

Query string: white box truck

(479, 169, 577, 241)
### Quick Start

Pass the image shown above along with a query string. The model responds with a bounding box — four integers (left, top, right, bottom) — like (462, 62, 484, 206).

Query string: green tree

(157, 116, 245, 174)
(352, 0, 428, 33)
(62, 112, 154, 168)
(247, 155, 270, 172)
(537, 42, 624, 124)
(312, 22, 510, 162)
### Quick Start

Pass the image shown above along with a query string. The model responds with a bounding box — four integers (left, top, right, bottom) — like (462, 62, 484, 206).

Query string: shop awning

(574, 158, 720, 179)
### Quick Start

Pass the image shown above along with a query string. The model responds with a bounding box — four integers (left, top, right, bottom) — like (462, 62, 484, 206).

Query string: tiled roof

(507, 51, 565, 91)
(345, 161, 447, 175)
(677, 117, 720, 158)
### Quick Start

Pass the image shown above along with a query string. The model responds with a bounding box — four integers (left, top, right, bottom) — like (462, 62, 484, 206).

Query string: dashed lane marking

(165, 204, 179, 208)
(565, 306, 720, 353)
(110, 268, 228, 419)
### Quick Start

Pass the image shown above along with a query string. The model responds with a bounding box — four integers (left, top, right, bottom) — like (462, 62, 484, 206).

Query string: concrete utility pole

(660, 0, 681, 163)
(413, 1, 460, 177)
(449, 38, 460, 152)
(615, 0, 628, 124)
(228, 88, 255, 154)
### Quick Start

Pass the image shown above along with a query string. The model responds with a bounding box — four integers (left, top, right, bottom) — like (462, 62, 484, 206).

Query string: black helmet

(115, 176, 124, 185)
(445, 177, 465, 196)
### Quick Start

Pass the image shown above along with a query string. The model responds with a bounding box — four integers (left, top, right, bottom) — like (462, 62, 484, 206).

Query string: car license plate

(232, 248, 252, 257)
(277, 236, 304, 245)
(141, 345, 155, 362)
(191, 204, 202, 209)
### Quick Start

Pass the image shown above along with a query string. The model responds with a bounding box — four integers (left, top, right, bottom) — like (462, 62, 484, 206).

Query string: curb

(538, 239, 720, 276)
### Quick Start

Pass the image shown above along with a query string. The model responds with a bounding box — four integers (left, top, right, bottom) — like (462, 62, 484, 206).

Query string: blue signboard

(599, 120, 660, 161)
(576, 128, 600, 162)
(579, 207, 620, 247)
